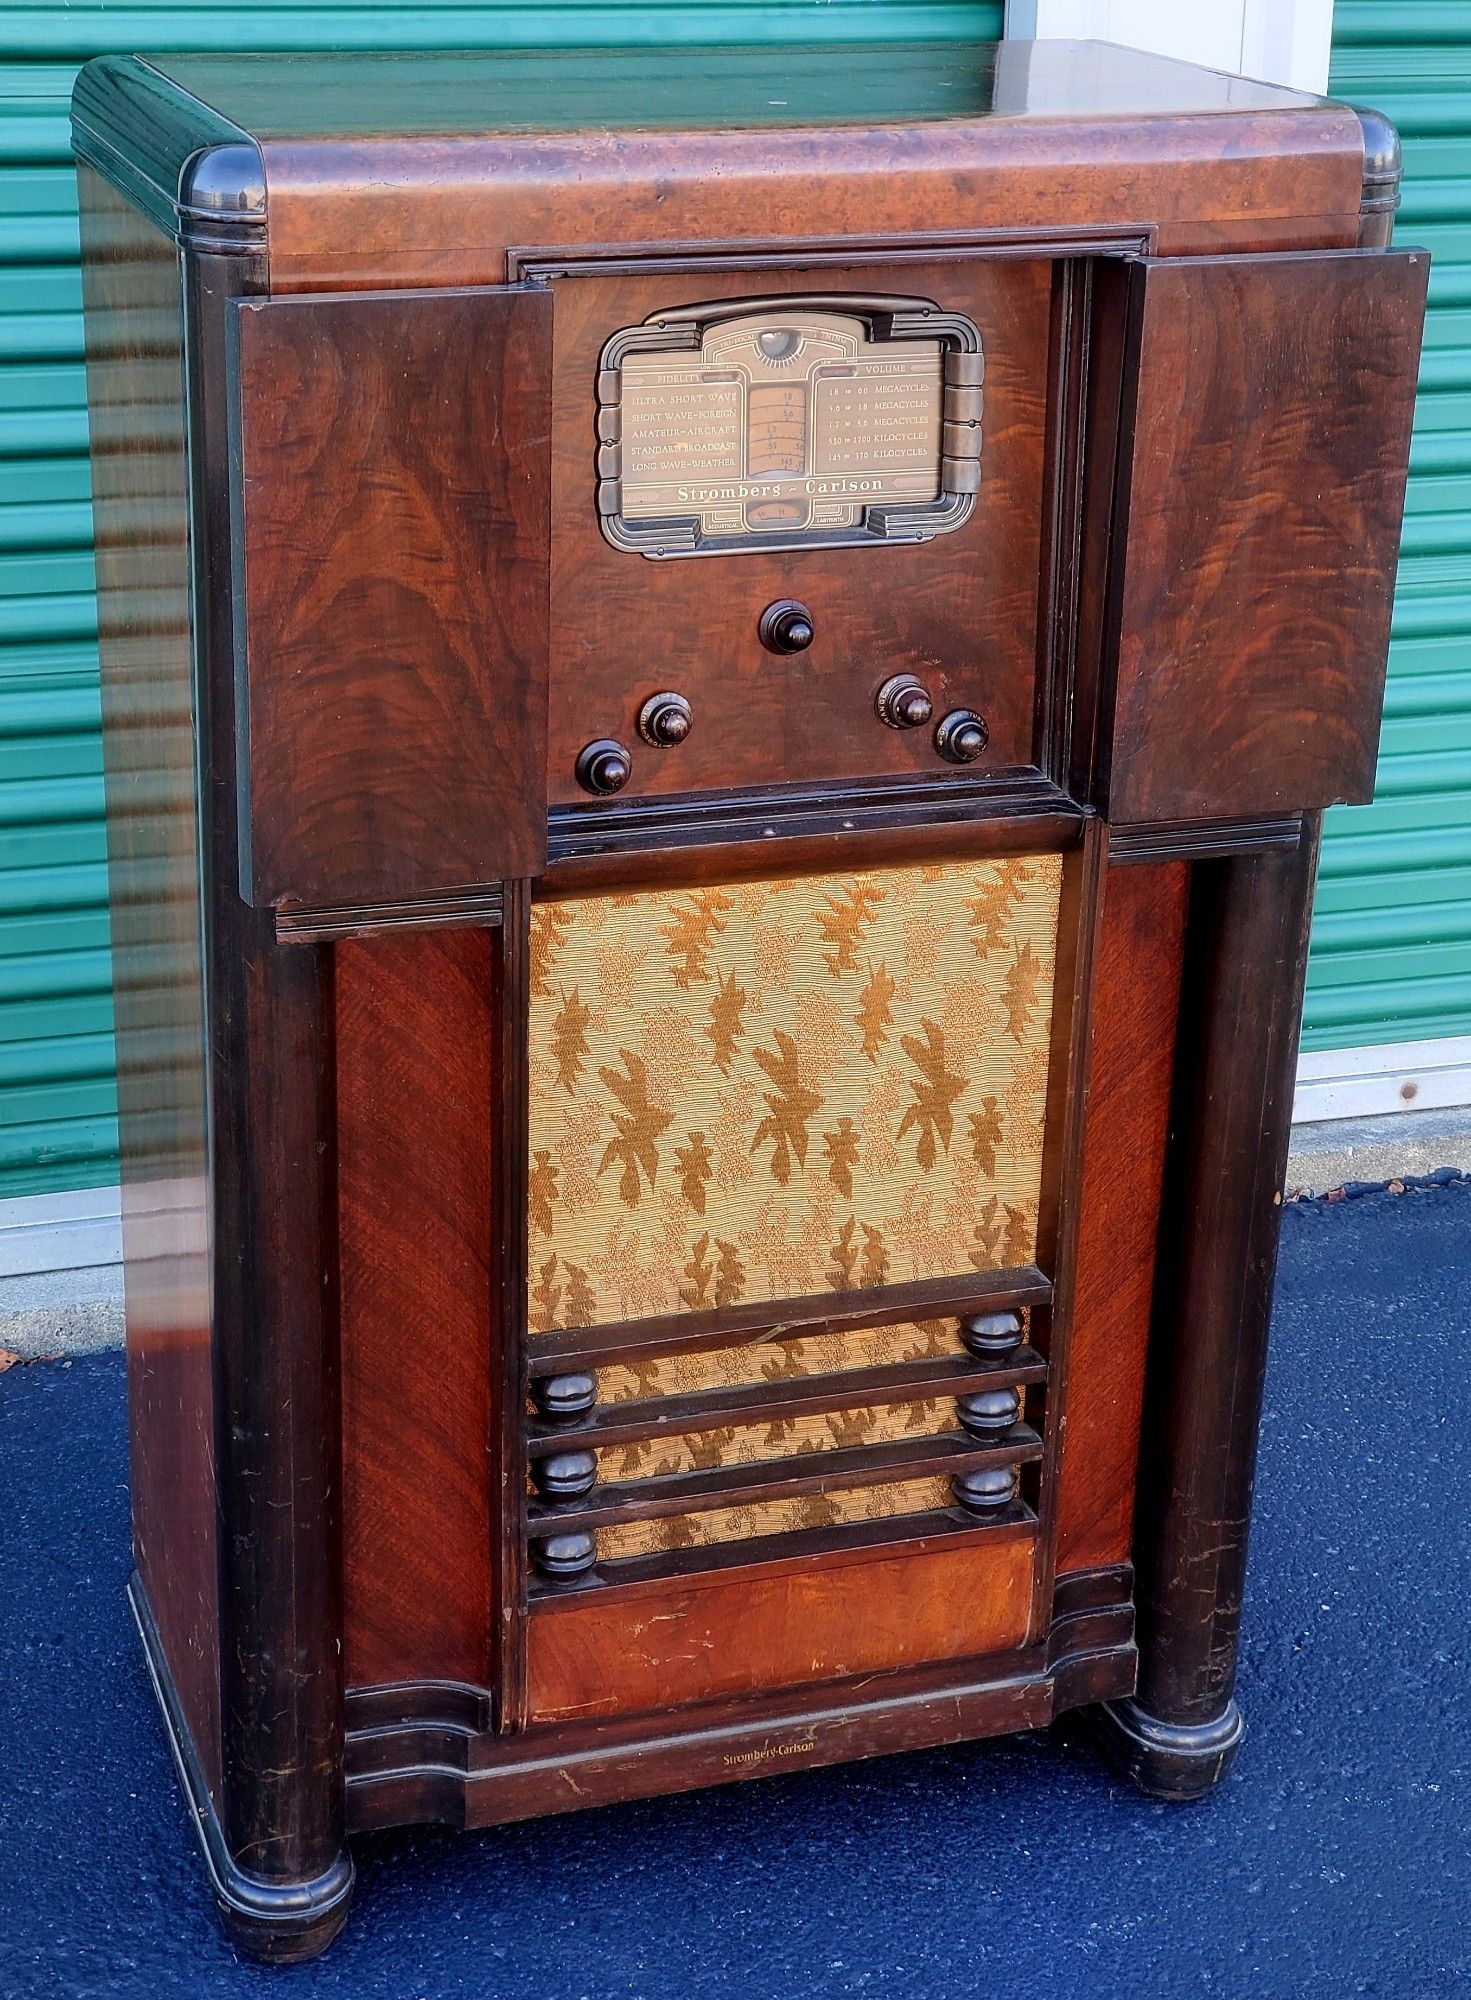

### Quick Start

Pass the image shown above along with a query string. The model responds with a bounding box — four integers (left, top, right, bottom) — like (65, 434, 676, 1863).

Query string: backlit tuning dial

(638, 692, 693, 747)
(876, 674, 934, 731)
(575, 739, 632, 796)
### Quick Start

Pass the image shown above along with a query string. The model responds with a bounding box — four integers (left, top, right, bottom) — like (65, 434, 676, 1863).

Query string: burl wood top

(80, 41, 1367, 286)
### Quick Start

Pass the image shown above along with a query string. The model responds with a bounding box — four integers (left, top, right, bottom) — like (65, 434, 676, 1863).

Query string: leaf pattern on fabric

(526, 856, 1061, 1329)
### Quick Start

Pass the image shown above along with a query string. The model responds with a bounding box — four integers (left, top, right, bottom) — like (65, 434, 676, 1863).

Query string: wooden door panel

(229, 284, 552, 908)
(1103, 247, 1427, 823)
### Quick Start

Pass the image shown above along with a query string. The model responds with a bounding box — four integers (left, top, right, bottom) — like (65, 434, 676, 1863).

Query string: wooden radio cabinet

(72, 40, 1426, 1961)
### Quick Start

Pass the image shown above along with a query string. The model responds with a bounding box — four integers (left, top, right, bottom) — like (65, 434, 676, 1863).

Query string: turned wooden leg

(1092, 820, 1320, 1799)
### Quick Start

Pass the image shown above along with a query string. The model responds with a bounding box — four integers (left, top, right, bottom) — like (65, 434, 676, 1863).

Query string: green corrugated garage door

(1311, 7, 1471, 1051)
(4, 7, 1463, 1200)
(0, 2, 1004, 1200)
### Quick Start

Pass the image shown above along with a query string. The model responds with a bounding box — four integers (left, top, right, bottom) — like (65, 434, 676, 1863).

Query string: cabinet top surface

(94, 39, 1326, 145)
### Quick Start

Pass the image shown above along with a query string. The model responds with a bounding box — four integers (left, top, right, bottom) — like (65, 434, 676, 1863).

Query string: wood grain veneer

(229, 285, 552, 908)
(338, 930, 496, 1690)
(527, 1528, 1036, 1721)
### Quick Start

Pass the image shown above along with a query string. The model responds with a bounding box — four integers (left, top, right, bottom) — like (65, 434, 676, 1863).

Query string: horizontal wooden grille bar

(527, 1425, 1043, 1535)
(525, 1266, 1052, 1373)
(526, 1344, 1048, 1456)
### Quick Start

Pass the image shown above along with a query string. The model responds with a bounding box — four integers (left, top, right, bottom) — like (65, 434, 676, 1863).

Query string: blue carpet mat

(2, 1183, 1468, 1998)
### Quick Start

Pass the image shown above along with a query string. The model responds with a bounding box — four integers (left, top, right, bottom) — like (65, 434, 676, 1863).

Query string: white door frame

(1003, 0, 1336, 95)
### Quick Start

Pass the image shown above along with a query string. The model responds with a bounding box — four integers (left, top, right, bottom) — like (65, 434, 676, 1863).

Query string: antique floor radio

(72, 40, 1425, 1960)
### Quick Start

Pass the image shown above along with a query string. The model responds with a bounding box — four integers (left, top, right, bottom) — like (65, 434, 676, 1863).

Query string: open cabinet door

(1101, 247, 1427, 826)
(228, 284, 552, 909)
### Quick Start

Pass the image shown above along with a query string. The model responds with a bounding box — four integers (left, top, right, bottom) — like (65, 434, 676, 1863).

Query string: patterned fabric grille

(596, 1476, 956, 1561)
(527, 854, 1062, 1331)
(596, 1396, 961, 1484)
(597, 1316, 966, 1403)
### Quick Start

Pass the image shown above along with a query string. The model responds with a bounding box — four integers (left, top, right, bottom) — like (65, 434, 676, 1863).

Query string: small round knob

(957, 1386, 1022, 1441)
(531, 1372, 597, 1423)
(959, 1311, 1024, 1359)
(876, 674, 935, 731)
(575, 739, 632, 796)
(531, 1449, 598, 1500)
(759, 599, 815, 655)
(935, 709, 990, 765)
(638, 691, 693, 747)
(953, 1464, 1020, 1515)
(532, 1530, 597, 1581)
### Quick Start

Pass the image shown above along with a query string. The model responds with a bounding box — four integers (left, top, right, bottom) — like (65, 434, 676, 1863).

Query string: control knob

(876, 674, 935, 731)
(759, 599, 815, 655)
(575, 739, 632, 796)
(638, 691, 694, 746)
(935, 708, 990, 765)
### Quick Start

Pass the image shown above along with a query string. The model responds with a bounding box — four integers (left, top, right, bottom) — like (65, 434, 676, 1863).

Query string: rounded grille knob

(575, 739, 632, 796)
(530, 1372, 597, 1423)
(957, 1386, 1022, 1441)
(759, 599, 815, 655)
(638, 691, 693, 747)
(876, 674, 935, 731)
(959, 1310, 1024, 1358)
(935, 708, 990, 765)
(953, 1464, 1020, 1515)
(532, 1530, 597, 1581)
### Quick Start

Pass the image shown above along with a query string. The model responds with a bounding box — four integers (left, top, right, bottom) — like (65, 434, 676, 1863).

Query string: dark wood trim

(1096, 817, 1321, 1797)
(526, 1265, 1052, 1373)
(341, 1564, 1136, 1835)
(1029, 816, 1108, 1641)
(184, 238, 351, 1916)
(1035, 256, 1091, 786)
(1108, 813, 1305, 862)
(276, 885, 503, 944)
(346, 1679, 494, 1736)
(527, 1426, 1044, 1534)
(542, 772, 1082, 897)
(527, 1345, 1049, 1456)
(131, 1575, 354, 1964)
(538, 1502, 1036, 1598)
(508, 223, 1155, 286)
(492, 880, 533, 1733)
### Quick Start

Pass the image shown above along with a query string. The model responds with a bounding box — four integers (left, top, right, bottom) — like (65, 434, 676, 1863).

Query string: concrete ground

(1, 1178, 1467, 1998)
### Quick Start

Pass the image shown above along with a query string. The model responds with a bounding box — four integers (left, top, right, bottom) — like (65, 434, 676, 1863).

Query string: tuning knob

(876, 674, 934, 731)
(575, 739, 632, 795)
(935, 709, 990, 765)
(638, 691, 693, 747)
(759, 599, 815, 655)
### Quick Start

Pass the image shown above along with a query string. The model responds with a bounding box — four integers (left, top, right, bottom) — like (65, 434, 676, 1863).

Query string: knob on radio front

(876, 674, 934, 731)
(575, 739, 632, 796)
(638, 691, 693, 747)
(759, 599, 815, 655)
(935, 708, 990, 765)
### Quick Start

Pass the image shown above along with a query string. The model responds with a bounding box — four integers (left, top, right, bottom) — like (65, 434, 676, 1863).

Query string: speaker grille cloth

(596, 1396, 962, 1484)
(597, 1476, 955, 1561)
(528, 853, 1061, 1331)
(597, 1316, 966, 1402)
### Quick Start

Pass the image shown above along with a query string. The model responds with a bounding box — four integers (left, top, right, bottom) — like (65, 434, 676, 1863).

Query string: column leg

(1091, 820, 1319, 1798)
